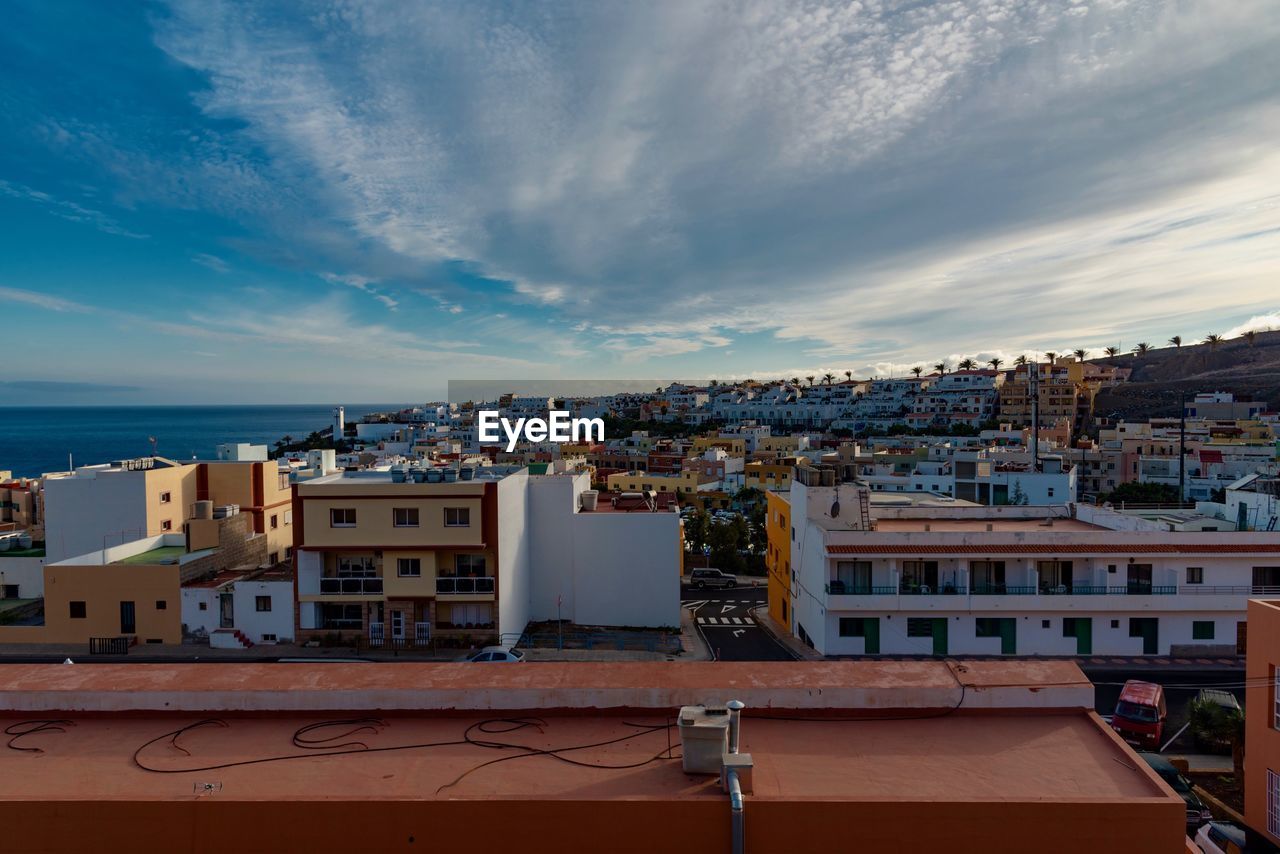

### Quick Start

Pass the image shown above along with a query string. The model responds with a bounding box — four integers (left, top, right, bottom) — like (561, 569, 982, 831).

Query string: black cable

(5, 719, 75, 753)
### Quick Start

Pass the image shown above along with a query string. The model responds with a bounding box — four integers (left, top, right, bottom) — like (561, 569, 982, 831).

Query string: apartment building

(744, 459, 801, 491)
(199, 459, 295, 562)
(0, 476, 43, 539)
(906, 370, 1001, 430)
(1245, 598, 1280, 848)
(605, 469, 714, 495)
(293, 465, 680, 647)
(765, 488, 792, 630)
(997, 362, 1087, 432)
(774, 469, 1280, 657)
(1186, 392, 1268, 421)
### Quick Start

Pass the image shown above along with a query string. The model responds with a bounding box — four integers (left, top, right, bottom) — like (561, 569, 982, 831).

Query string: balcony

(436, 576, 495, 595)
(368, 622, 431, 648)
(319, 577, 384, 595)
(971, 584, 1037, 595)
(825, 583, 896, 595)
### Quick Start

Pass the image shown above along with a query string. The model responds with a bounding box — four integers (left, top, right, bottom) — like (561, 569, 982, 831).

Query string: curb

(749, 605, 815, 661)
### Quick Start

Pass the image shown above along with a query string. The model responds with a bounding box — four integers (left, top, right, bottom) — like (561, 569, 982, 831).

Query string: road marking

(733, 629, 746, 637)
(720, 604, 736, 614)
(685, 600, 709, 611)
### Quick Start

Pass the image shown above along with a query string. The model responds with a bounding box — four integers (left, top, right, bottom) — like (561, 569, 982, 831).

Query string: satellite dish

(830, 500, 840, 518)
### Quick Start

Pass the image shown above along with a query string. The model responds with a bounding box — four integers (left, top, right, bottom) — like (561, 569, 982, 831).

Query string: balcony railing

(368, 622, 432, 649)
(972, 584, 1037, 595)
(899, 584, 966, 595)
(1178, 585, 1280, 595)
(824, 584, 896, 595)
(319, 577, 384, 595)
(436, 576, 496, 595)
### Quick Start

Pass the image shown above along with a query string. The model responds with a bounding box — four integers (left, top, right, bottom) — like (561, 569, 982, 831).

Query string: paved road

(1085, 664, 1246, 753)
(682, 583, 795, 661)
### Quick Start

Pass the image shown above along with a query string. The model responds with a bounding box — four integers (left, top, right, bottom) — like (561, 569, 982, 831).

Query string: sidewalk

(679, 605, 713, 661)
(751, 605, 819, 661)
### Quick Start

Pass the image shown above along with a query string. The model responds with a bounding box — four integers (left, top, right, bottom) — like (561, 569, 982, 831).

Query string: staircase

(210, 628, 254, 650)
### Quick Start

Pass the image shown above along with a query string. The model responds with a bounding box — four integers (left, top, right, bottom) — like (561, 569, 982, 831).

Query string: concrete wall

(496, 474, 531, 642)
(568, 512, 680, 628)
(231, 579, 294, 643)
(1245, 599, 1280, 846)
(0, 555, 45, 599)
(43, 471, 147, 563)
(0, 563, 183, 645)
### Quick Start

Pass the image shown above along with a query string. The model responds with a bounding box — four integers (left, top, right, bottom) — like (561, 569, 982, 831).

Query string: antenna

(1029, 361, 1040, 472)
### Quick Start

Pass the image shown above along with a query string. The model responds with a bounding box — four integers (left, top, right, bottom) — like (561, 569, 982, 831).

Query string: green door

(999, 618, 1016, 655)
(1140, 619, 1158, 655)
(863, 618, 880, 655)
(1076, 618, 1092, 655)
(932, 618, 948, 655)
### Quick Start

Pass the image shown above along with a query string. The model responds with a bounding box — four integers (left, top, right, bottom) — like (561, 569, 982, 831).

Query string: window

(1047, 488, 1054, 498)
(398, 557, 422, 577)
(262, 633, 277, 642)
(155, 600, 166, 610)
(1041, 619, 1050, 629)
(284, 509, 293, 525)
(975, 618, 1002, 638)
(1111, 619, 1120, 629)
(1192, 621, 1215, 640)
(444, 507, 470, 527)
(284, 547, 293, 559)
(906, 618, 933, 637)
(159, 491, 171, 504)
(393, 507, 420, 528)
(268, 552, 279, 565)
(839, 618, 866, 637)
(270, 514, 279, 530)
(69, 601, 86, 619)
(330, 508, 357, 527)
(1186, 567, 1203, 584)
(1269, 768, 1280, 838)
(455, 554, 487, 576)
(161, 520, 173, 531)
(255, 596, 272, 612)
(198, 602, 208, 611)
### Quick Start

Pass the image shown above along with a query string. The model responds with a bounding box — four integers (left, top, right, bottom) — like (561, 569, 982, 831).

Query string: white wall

(43, 471, 148, 563)
(0, 556, 45, 599)
(181, 588, 219, 637)
(232, 579, 294, 643)
(567, 512, 679, 628)
(496, 472, 531, 642)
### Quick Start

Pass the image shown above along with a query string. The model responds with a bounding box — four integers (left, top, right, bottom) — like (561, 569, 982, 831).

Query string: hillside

(1089, 329, 1280, 423)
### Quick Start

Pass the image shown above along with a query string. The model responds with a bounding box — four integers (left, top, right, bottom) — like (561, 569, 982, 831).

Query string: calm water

(0, 405, 407, 477)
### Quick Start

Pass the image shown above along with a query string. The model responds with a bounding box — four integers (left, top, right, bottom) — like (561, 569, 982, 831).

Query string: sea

(0, 405, 409, 478)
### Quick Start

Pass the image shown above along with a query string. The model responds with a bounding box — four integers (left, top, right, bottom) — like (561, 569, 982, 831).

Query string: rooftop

(113, 545, 187, 565)
(874, 517, 1102, 532)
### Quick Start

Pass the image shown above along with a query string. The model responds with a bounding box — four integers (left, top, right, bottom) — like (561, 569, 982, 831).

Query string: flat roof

(0, 710, 1167, 805)
(113, 545, 187, 565)
(874, 518, 1102, 532)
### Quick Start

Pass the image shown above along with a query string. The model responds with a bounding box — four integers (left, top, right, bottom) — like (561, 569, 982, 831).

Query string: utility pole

(1029, 359, 1040, 472)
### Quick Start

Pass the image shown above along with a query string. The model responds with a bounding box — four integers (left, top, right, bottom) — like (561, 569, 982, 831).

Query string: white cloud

(0, 285, 93, 313)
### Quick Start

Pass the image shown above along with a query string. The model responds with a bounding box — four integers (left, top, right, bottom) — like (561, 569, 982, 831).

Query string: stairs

(210, 628, 254, 649)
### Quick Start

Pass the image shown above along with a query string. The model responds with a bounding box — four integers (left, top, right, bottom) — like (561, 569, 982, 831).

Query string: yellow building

(202, 460, 295, 562)
(745, 459, 799, 490)
(690, 436, 746, 456)
(765, 489, 792, 630)
(605, 470, 711, 495)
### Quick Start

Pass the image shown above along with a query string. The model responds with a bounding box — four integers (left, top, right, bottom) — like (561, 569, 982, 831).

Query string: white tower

(333, 406, 345, 439)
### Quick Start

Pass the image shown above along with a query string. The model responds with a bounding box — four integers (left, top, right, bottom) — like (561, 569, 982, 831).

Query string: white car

(1194, 821, 1247, 853)
(464, 646, 526, 663)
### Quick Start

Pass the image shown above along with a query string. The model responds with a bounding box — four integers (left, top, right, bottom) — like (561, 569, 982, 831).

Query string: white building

(215, 443, 269, 462)
(181, 565, 296, 646)
(782, 472, 1280, 657)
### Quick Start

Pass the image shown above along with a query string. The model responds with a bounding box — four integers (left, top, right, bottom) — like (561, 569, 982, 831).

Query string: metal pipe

(727, 699, 745, 754)
(728, 768, 744, 854)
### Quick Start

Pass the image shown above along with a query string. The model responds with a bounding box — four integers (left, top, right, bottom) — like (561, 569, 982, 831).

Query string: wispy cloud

(0, 285, 93, 313)
(0, 179, 148, 239)
(192, 253, 229, 273)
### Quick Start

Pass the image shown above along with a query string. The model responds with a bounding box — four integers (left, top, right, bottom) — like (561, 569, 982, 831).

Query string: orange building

(0, 660, 1188, 853)
(765, 489, 791, 630)
(1245, 598, 1280, 846)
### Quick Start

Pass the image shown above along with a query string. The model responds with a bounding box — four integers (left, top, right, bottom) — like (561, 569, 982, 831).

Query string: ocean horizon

(0, 404, 411, 478)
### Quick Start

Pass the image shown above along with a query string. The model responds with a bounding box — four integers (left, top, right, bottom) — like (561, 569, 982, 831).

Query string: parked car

(1111, 680, 1167, 749)
(688, 568, 737, 589)
(1194, 821, 1249, 853)
(1136, 752, 1212, 830)
(464, 646, 525, 663)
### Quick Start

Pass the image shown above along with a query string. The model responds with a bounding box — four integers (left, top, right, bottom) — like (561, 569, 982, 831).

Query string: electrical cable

(5, 719, 75, 753)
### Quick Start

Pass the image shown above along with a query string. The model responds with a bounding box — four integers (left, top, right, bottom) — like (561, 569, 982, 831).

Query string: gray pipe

(727, 699, 744, 754)
(728, 768, 744, 854)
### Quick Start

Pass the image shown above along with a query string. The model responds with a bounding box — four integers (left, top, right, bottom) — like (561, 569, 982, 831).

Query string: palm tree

(1132, 342, 1151, 356)
(1168, 335, 1182, 348)
(805, 375, 815, 387)
(1013, 354, 1028, 367)
(933, 361, 949, 376)
(1204, 334, 1223, 351)
(1244, 330, 1257, 347)
(790, 377, 800, 387)
(957, 358, 976, 371)
(1073, 348, 1088, 361)
(844, 370, 853, 382)
(1104, 346, 1119, 357)
(1044, 351, 1057, 364)
(822, 372, 835, 385)
(988, 357, 1003, 371)
(910, 366, 923, 378)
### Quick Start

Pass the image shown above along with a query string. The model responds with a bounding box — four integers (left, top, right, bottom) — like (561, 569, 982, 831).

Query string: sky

(1, 0, 1278, 405)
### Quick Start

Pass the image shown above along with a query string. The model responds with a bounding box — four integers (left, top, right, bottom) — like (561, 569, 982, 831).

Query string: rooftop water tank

(580, 489, 599, 511)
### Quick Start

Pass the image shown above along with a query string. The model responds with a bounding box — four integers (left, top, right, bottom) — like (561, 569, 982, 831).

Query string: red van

(1111, 680, 1167, 748)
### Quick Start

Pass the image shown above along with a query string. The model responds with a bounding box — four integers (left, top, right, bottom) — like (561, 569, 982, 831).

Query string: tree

(822, 372, 835, 385)
(988, 357, 1003, 371)
(957, 358, 976, 370)
(1168, 335, 1182, 348)
(1073, 348, 1088, 361)
(1014, 354, 1029, 366)
(1244, 329, 1257, 347)
(911, 366, 923, 377)
(682, 509, 710, 557)
(933, 361, 949, 375)
(1104, 346, 1119, 357)
(844, 370, 853, 382)
(1204, 333, 1223, 350)
(1044, 351, 1057, 364)
(1009, 480, 1028, 506)
(805, 375, 815, 387)
(790, 377, 800, 387)
(1100, 481, 1179, 504)
(1132, 342, 1151, 356)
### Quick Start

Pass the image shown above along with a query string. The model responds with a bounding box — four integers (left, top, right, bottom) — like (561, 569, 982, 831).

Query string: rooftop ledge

(0, 660, 1092, 714)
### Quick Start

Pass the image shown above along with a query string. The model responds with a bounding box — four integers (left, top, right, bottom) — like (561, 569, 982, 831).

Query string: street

(682, 582, 795, 661)
(1085, 663, 1246, 753)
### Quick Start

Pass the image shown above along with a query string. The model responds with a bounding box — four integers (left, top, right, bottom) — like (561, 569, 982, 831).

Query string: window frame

(329, 508, 357, 528)
(1186, 566, 1204, 585)
(69, 601, 87, 619)
(255, 596, 272, 613)
(1191, 620, 1215, 640)
(397, 557, 422, 578)
(393, 507, 421, 528)
(444, 507, 471, 528)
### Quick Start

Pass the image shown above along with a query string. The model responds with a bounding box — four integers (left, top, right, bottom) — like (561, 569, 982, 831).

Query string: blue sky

(2, 0, 1279, 404)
